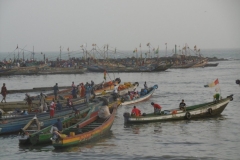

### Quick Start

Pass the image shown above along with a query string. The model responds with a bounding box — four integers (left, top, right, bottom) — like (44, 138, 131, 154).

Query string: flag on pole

(204, 79, 219, 87)
(165, 43, 167, 45)
(104, 70, 106, 80)
(146, 43, 150, 46)
(67, 47, 69, 51)
(139, 43, 141, 47)
(16, 45, 18, 49)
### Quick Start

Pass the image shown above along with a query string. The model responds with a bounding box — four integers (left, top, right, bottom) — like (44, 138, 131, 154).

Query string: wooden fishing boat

(88, 64, 170, 72)
(191, 59, 208, 68)
(0, 68, 17, 76)
(121, 84, 158, 105)
(170, 62, 196, 69)
(123, 95, 233, 124)
(38, 67, 86, 75)
(29, 106, 92, 145)
(0, 100, 93, 135)
(52, 103, 119, 149)
(29, 96, 121, 145)
(204, 63, 219, 67)
(11, 66, 40, 75)
(18, 116, 41, 144)
(0, 79, 135, 113)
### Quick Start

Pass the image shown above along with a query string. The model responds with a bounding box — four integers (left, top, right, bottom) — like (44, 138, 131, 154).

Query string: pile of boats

(0, 55, 222, 76)
(0, 79, 234, 149)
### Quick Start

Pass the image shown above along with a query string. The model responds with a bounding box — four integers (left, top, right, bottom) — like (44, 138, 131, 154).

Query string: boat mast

(107, 44, 108, 59)
(60, 46, 61, 61)
(33, 46, 34, 61)
(165, 43, 167, 57)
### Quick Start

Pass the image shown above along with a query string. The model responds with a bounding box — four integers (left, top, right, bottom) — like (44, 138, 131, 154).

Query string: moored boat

(204, 62, 219, 67)
(123, 95, 233, 124)
(38, 67, 86, 75)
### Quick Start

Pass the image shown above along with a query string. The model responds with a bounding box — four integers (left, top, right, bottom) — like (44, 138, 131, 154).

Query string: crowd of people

(0, 81, 193, 119)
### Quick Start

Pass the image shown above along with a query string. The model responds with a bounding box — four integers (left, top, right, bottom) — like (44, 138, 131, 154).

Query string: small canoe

(123, 95, 233, 124)
(121, 84, 158, 105)
(52, 103, 119, 149)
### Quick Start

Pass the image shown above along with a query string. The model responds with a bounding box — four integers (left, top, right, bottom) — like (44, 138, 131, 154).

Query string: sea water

(0, 49, 240, 160)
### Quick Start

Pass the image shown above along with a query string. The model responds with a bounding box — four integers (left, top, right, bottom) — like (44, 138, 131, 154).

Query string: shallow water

(0, 60, 240, 160)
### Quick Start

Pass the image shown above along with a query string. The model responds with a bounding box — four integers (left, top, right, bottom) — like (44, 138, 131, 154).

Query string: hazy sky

(0, 0, 240, 52)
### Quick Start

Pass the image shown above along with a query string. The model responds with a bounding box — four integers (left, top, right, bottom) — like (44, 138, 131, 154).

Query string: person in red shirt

(131, 106, 141, 116)
(50, 99, 56, 118)
(151, 102, 162, 115)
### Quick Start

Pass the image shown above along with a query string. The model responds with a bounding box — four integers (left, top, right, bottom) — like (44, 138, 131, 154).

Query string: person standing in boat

(179, 99, 186, 110)
(50, 99, 56, 118)
(78, 83, 82, 97)
(80, 83, 85, 98)
(25, 93, 32, 112)
(53, 83, 59, 100)
(72, 81, 75, 88)
(91, 80, 94, 87)
(39, 92, 47, 112)
(151, 102, 162, 114)
(131, 106, 141, 116)
(1, 83, 7, 103)
(144, 81, 148, 89)
(71, 87, 77, 99)
(85, 84, 91, 104)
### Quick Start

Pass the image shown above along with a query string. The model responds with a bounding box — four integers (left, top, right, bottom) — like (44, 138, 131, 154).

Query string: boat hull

(53, 104, 118, 149)
(121, 84, 158, 105)
(124, 95, 233, 123)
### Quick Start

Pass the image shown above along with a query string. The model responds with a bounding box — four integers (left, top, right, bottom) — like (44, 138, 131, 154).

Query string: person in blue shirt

(85, 85, 91, 104)
(53, 83, 59, 100)
(71, 87, 77, 98)
(56, 101, 62, 110)
(55, 118, 63, 132)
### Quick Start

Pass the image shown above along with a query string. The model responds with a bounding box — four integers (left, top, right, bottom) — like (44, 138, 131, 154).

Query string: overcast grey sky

(0, 0, 240, 52)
